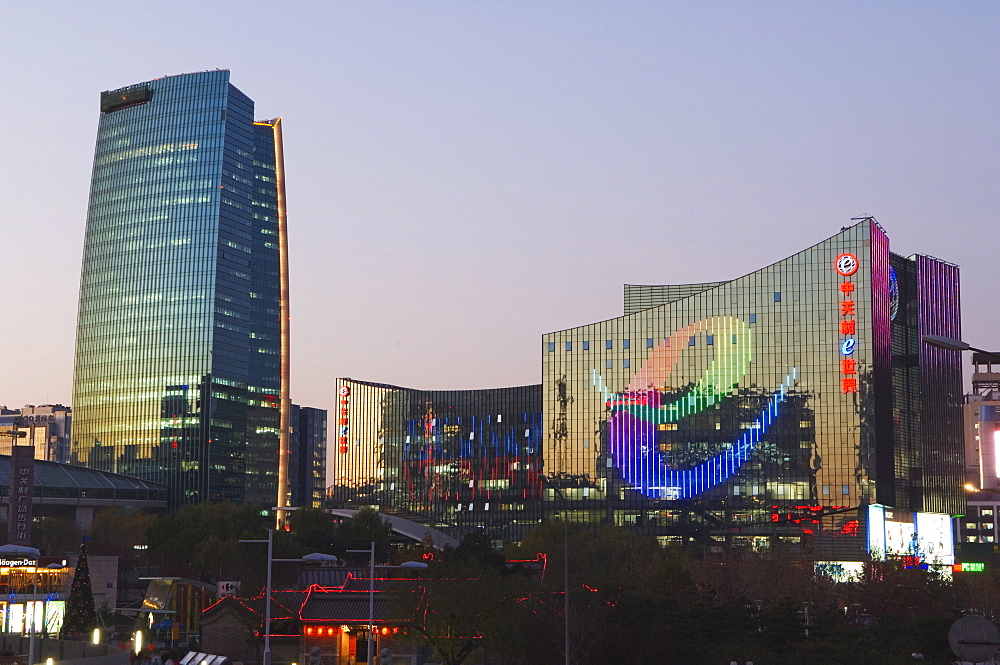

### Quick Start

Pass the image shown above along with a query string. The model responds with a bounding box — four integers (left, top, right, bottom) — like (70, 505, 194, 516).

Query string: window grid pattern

(539, 222, 939, 553)
(72, 71, 285, 509)
(329, 380, 543, 541)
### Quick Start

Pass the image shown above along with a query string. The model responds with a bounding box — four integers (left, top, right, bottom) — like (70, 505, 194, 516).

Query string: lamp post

(27, 560, 37, 665)
(0, 546, 42, 665)
(922, 335, 1000, 360)
(923, 335, 1000, 493)
(539, 475, 570, 665)
(346, 542, 375, 665)
(240, 533, 346, 665)
(240, 529, 275, 665)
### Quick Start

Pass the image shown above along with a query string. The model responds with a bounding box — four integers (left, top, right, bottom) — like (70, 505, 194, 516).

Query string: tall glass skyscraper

(72, 71, 291, 510)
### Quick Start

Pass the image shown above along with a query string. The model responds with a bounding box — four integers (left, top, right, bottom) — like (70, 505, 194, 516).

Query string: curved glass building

(72, 71, 290, 510)
(542, 219, 962, 556)
(331, 221, 964, 559)
(330, 380, 543, 541)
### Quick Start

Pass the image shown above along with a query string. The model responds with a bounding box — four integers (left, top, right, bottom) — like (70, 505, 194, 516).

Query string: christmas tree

(61, 539, 97, 637)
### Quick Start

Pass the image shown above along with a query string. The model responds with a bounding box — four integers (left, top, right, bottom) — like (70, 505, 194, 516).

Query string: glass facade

(72, 71, 289, 509)
(329, 222, 963, 554)
(329, 380, 543, 541)
(290, 405, 328, 509)
(541, 220, 962, 554)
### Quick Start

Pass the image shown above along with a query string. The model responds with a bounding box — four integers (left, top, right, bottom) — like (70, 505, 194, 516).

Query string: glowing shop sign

(836, 253, 859, 394)
(955, 562, 985, 572)
(338, 385, 350, 454)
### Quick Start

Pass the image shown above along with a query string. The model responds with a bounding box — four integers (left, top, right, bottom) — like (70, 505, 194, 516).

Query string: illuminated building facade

(330, 222, 962, 557)
(542, 220, 962, 555)
(329, 380, 542, 540)
(0, 405, 72, 463)
(71, 71, 291, 510)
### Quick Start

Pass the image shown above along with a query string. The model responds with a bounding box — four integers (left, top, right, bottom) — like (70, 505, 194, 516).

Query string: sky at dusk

(3, 2, 998, 424)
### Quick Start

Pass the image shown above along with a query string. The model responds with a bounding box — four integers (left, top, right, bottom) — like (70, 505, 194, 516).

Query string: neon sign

(955, 562, 985, 572)
(836, 253, 859, 394)
(338, 385, 350, 454)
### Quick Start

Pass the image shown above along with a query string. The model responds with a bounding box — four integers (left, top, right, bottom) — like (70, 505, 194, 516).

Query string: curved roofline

(543, 220, 874, 336)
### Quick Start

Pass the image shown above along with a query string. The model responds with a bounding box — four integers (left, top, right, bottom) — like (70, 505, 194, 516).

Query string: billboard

(867, 504, 954, 566)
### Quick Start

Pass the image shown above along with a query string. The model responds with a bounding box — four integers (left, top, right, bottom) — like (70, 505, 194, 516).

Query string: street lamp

(241, 532, 345, 665)
(0, 545, 41, 665)
(924, 335, 1000, 493)
(539, 475, 570, 665)
(341, 551, 427, 665)
(240, 529, 275, 665)
(923, 335, 1000, 361)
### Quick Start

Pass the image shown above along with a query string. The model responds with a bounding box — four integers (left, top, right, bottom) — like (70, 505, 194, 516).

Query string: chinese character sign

(7, 446, 35, 544)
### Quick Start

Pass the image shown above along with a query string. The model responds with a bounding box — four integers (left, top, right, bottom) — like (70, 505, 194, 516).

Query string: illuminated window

(842, 485, 850, 496)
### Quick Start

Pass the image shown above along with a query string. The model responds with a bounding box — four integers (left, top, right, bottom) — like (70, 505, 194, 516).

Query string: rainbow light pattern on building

(593, 316, 797, 499)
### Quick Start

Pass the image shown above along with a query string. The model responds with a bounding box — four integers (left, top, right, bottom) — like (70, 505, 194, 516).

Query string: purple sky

(3, 2, 998, 420)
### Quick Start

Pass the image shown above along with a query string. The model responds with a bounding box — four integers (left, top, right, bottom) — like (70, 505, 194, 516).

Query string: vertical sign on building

(836, 253, 859, 394)
(8, 445, 35, 544)
(338, 385, 350, 454)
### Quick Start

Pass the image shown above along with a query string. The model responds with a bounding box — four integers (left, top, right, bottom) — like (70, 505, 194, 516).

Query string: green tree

(398, 558, 531, 665)
(147, 502, 268, 582)
(32, 516, 82, 556)
(88, 509, 158, 561)
(338, 507, 393, 561)
(287, 507, 341, 555)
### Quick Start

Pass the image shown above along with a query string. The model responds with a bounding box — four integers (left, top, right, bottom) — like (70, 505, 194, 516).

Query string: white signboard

(218, 581, 241, 596)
